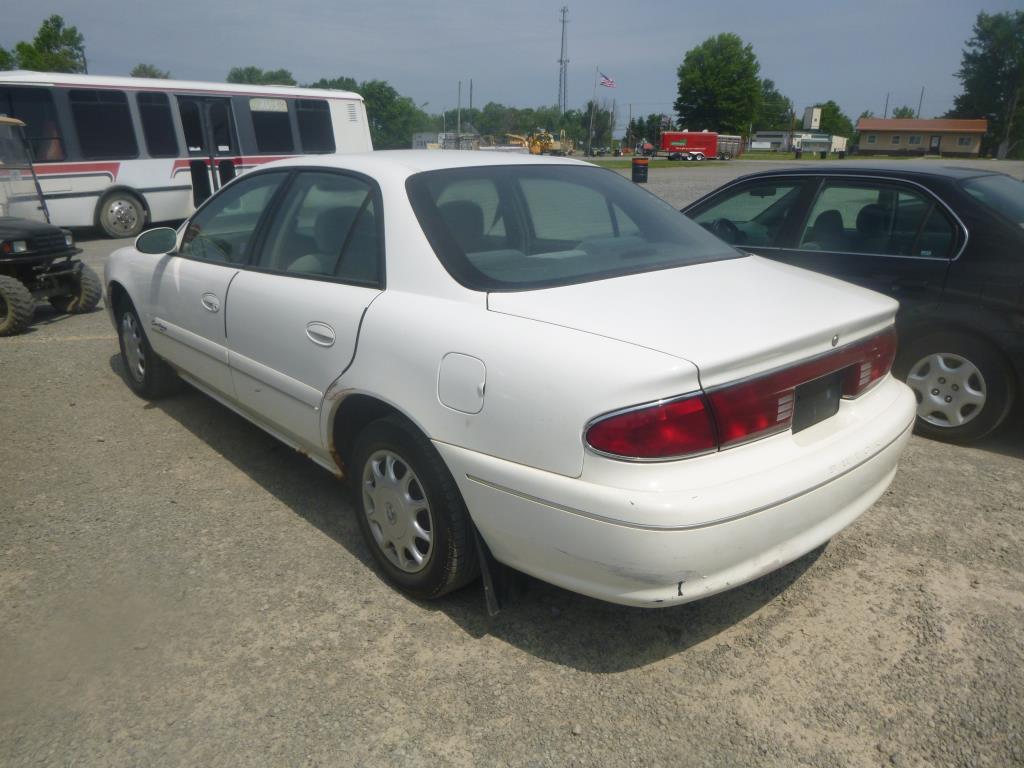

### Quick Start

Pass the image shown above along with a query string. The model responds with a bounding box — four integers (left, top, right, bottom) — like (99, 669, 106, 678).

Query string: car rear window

(961, 174, 1024, 226)
(406, 164, 739, 291)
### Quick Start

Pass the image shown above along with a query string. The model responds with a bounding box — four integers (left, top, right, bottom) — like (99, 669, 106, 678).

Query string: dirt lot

(2, 159, 1023, 767)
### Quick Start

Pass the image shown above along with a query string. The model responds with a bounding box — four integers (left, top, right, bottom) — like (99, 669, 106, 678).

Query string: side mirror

(135, 227, 177, 255)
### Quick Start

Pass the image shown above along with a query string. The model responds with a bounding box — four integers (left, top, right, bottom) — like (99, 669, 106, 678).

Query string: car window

(961, 174, 1024, 226)
(407, 164, 738, 291)
(180, 172, 286, 264)
(257, 171, 381, 284)
(799, 181, 954, 258)
(691, 181, 804, 247)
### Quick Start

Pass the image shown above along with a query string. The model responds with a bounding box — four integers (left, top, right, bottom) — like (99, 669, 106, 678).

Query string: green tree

(12, 15, 87, 73)
(0, 47, 15, 70)
(814, 100, 854, 137)
(306, 76, 359, 92)
(226, 66, 296, 86)
(948, 10, 1024, 158)
(675, 33, 761, 135)
(359, 80, 432, 149)
(130, 63, 170, 79)
(756, 79, 793, 131)
(891, 105, 916, 119)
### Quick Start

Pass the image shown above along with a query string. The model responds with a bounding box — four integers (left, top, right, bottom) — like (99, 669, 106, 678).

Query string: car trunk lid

(487, 255, 898, 388)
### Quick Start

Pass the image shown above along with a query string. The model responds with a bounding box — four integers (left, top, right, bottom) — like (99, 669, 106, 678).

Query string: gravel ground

(2, 159, 1023, 767)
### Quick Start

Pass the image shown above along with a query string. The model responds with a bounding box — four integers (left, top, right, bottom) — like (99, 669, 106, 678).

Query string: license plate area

(792, 370, 843, 434)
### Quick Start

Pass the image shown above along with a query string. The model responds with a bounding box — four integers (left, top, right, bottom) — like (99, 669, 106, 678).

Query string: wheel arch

(106, 279, 132, 315)
(328, 392, 434, 477)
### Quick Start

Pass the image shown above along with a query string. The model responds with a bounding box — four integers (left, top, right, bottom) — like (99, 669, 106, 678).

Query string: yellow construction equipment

(504, 130, 575, 156)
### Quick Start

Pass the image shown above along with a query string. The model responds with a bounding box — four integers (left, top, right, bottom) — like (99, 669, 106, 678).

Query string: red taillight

(585, 394, 717, 459)
(587, 328, 897, 459)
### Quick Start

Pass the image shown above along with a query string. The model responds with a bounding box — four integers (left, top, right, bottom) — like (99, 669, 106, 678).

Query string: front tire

(49, 264, 101, 314)
(895, 330, 1015, 444)
(116, 302, 179, 399)
(98, 192, 145, 239)
(0, 275, 34, 336)
(351, 415, 479, 600)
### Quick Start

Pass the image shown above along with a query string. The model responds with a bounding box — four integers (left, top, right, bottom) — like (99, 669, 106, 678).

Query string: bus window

(208, 101, 235, 154)
(296, 99, 335, 153)
(179, 99, 206, 154)
(137, 92, 178, 157)
(249, 98, 294, 153)
(69, 89, 138, 159)
(0, 86, 65, 161)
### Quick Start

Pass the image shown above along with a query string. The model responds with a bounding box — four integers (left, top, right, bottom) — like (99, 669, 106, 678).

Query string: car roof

(728, 161, 1007, 184)
(258, 150, 591, 176)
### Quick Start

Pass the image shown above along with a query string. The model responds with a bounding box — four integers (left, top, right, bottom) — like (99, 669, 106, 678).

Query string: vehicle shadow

(109, 354, 824, 672)
(971, 409, 1024, 460)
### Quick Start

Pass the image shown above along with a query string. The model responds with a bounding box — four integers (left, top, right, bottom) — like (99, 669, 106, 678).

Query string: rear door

(225, 169, 384, 450)
(769, 177, 957, 304)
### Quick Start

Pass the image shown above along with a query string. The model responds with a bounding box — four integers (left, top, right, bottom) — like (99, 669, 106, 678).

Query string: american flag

(599, 72, 616, 88)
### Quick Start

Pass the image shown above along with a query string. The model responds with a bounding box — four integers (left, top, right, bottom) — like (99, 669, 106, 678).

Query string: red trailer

(660, 131, 741, 160)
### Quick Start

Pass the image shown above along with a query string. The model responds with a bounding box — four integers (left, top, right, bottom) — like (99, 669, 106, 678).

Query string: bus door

(177, 96, 239, 206)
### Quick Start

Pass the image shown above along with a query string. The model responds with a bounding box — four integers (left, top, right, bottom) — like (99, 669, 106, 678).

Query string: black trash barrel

(819, 150, 827, 159)
(631, 156, 649, 183)
(838, 150, 846, 159)
(794, 148, 802, 159)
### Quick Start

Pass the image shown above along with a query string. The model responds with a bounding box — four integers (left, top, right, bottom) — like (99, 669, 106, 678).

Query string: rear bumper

(436, 376, 916, 607)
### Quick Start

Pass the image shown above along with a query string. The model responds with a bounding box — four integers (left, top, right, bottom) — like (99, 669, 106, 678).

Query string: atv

(0, 116, 99, 336)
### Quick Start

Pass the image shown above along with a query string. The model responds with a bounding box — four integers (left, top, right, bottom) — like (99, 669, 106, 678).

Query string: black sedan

(683, 163, 1024, 444)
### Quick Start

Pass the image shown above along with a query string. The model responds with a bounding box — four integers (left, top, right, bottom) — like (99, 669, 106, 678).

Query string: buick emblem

(385, 502, 397, 525)
(831, 334, 839, 347)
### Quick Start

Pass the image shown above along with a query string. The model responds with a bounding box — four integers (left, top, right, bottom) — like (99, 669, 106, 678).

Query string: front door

(149, 170, 288, 397)
(225, 169, 384, 451)
(929, 135, 941, 155)
(177, 96, 239, 206)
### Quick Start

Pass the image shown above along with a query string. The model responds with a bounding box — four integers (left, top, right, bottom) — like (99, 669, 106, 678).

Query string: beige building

(856, 118, 987, 157)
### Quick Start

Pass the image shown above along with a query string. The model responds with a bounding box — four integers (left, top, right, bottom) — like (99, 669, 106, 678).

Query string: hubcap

(121, 312, 146, 383)
(362, 450, 433, 573)
(105, 199, 139, 236)
(906, 352, 986, 428)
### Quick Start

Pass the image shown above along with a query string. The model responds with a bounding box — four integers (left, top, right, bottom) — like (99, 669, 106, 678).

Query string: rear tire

(894, 330, 1014, 444)
(351, 415, 479, 600)
(116, 301, 179, 399)
(98, 192, 145, 239)
(0, 275, 35, 336)
(49, 264, 101, 314)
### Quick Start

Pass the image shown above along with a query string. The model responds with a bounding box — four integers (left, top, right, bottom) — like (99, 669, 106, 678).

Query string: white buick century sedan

(105, 151, 916, 608)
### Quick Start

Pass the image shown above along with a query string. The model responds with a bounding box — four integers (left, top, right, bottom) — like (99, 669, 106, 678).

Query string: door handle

(200, 292, 221, 312)
(305, 321, 336, 347)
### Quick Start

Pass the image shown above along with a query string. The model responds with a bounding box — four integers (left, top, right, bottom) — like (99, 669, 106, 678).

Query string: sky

(3, 0, 1020, 134)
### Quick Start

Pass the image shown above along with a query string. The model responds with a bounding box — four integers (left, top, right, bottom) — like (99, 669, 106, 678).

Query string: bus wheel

(98, 192, 145, 239)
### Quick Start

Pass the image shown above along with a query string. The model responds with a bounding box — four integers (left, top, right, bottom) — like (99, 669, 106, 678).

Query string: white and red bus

(0, 71, 372, 237)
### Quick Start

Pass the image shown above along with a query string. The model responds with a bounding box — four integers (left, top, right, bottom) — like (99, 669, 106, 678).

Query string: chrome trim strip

(690, 171, 970, 262)
(467, 421, 912, 532)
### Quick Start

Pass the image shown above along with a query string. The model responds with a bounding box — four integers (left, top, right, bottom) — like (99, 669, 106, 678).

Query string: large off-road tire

(894, 330, 1015, 444)
(98, 191, 145, 239)
(116, 301, 179, 399)
(49, 264, 102, 314)
(351, 415, 479, 600)
(0, 275, 35, 336)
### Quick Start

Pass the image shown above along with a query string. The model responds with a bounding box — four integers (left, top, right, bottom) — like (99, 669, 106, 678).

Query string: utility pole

(883, 92, 890, 119)
(587, 66, 597, 155)
(916, 86, 924, 119)
(557, 6, 569, 114)
(469, 79, 473, 115)
(457, 80, 462, 139)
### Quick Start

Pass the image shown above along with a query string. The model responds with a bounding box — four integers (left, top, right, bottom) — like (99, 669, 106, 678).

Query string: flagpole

(587, 66, 597, 155)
